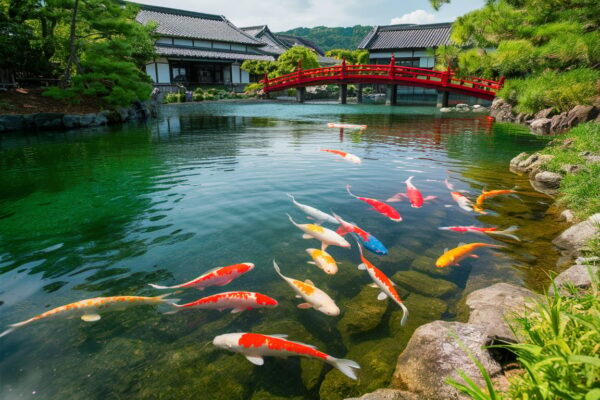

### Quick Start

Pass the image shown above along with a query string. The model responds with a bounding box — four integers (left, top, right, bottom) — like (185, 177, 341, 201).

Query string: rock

(559, 209, 576, 223)
(392, 271, 458, 298)
(534, 107, 555, 119)
(456, 103, 469, 109)
(525, 154, 555, 176)
(534, 171, 562, 188)
(584, 154, 600, 163)
(551, 264, 599, 295)
(0, 115, 25, 131)
(560, 138, 575, 149)
(410, 255, 453, 277)
(549, 112, 568, 134)
(79, 114, 96, 127)
(472, 104, 484, 109)
(560, 164, 581, 174)
(94, 113, 108, 126)
(33, 112, 64, 129)
(62, 115, 81, 129)
(552, 213, 600, 252)
(392, 321, 502, 400)
(472, 106, 487, 112)
(440, 107, 452, 113)
(490, 98, 515, 122)
(337, 285, 389, 346)
(563, 105, 598, 129)
(515, 112, 532, 124)
(529, 118, 552, 135)
(465, 283, 535, 342)
(509, 152, 529, 171)
(345, 389, 419, 400)
(388, 293, 447, 338)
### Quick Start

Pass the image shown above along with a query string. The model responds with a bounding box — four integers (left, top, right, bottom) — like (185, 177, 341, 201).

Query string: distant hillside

(277, 26, 373, 51)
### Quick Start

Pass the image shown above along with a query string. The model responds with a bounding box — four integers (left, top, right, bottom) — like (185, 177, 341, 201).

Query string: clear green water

(0, 102, 568, 399)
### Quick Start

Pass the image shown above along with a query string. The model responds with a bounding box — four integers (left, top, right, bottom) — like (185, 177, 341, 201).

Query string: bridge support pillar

(436, 90, 449, 108)
(385, 84, 397, 106)
(357, 84, 363, 104)
(339, 84, 347, 104)
(296, 87, 306, 103)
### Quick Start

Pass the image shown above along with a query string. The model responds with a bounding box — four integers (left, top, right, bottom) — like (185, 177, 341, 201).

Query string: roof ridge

(129, 2, 224, 20)
(379, 22, 452, 30)
(220, 16, 263, 45)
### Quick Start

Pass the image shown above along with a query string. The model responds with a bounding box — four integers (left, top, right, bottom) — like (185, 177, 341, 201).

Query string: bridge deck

(262, 63, 503, 101)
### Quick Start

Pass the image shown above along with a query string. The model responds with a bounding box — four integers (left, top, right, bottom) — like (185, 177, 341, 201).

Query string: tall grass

(497, 68, 600, 115)
(447, 268, 600, 399)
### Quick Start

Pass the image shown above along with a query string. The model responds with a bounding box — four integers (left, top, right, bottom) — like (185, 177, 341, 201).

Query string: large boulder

(465, 283, 535, 342)
(563, 105, 598, 129)
(550, 264, 599, 295)
(534, 107, 555, 119)
(552, 213, 600, 253)
(490, 98, 515, 122)
(529, 118, 552, 135)
(33, 112, 64, 130)
(531, 171, 562, 195)
(392, 321, 502, 400)
(0, 115, 25, 132)
(345, 389, 419, 400)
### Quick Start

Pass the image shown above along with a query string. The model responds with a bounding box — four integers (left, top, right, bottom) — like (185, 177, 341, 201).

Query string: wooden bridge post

(339, 57, 348, 104)
(296, 87, 306, 103)
(262, 73, 270, 99)
(437, 68, 451, 107)
(357, 83, 363, 104)
(386, 85, 397, 106)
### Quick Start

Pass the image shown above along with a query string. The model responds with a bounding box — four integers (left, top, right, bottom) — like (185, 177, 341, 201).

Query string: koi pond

(0, 102, 568, 399)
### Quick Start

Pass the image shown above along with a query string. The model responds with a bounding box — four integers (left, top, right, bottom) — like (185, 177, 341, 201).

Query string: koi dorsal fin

(304, 279, 315, 286)
(268, 334, 288, 338)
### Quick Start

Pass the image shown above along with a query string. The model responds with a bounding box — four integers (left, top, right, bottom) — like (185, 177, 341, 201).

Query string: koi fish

(444, 177, 454, 190)
(438, 225, 520, 241)
(473, 189, 517, 213)
(451, 191, 474, 212)
(435, 242, 504, 268)
(346, 185, 402, 222)
(0, 294, 179, 338)
(386, 176, 436, 208)
(286, 194, 338, 225)
(320, 149, 362, 165)
(273, 261, 339, 316)
(333, 213, 388, 256)
(306, 248, 339, 275)
(170, 291, 278, 314)
(213, 332, 361, 380)
(354, 238, 408, 326)
(327, 123, 367, 130)
(287, 214, 350, 251)
(149, 263, 254, 290)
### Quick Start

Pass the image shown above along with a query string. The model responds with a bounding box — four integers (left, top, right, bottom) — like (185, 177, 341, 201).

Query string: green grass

(448, 268, 600, 400)
(539, 122, 600, 220)
(497, 68, 600, 115)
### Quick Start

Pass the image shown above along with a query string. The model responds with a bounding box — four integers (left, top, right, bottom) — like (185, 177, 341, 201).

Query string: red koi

(346, 185, 402, 222)
(172, 291, 277, 314)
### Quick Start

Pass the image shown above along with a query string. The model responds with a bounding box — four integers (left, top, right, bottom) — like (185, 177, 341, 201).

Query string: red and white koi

(450, 191, 474, 212)
(213, 332, 361, 380)
(320, 149, 362, 165)
(273, 260, 339, 316)
(327, 123, 367, 130)
(0, 294, 179, 338)
(306, 248, 339, 275)
(438, 225, 520, 241)
(435, 242, 504, 268)
(287, 214, 350, 251)
(386, 176, 436, 208)
(149, 263, 254, 290)
(170, 291, 278, 314)
(354, 238, 408, 326)
(287, 193, 338, 225)
(346, 185, 402, 222)
(333, 213, 388, 256)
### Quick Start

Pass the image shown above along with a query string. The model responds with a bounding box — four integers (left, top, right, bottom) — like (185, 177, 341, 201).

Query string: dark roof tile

(359, 23, 452, 50)
(155, 45, 274, 61)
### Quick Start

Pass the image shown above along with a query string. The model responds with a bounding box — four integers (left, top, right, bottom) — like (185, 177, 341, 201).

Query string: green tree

(275, 46, 320, 75)
(277, 25, 373, 51)
(325, 49, 369, 64)
(240, 59, 277, 78)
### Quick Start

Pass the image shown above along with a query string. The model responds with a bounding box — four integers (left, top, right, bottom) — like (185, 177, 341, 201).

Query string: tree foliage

(275, 46, 320, 75)
(325, 49, 369, 64)
(240, 59, 277, 78)
(277, 25, 373, 51)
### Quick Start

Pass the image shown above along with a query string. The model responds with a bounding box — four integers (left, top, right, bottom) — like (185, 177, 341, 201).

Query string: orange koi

(321, 149, 362, 164)
(473, 189, 517, 213)
(435, 242, 504, 268)
(346, 185, 402, 222)
(0, 293, 178, 338)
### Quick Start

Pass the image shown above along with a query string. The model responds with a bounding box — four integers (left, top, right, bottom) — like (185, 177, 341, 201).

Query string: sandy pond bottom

(0, 102, 568, 399)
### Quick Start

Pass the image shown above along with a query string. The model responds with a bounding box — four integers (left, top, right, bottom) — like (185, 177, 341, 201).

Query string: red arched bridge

(261, 57, 504, 106)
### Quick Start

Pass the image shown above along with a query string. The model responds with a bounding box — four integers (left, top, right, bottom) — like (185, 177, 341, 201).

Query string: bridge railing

(261, 64, 504, 96)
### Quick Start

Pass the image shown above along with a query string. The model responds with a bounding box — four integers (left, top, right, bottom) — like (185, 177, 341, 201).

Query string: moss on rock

(392, 270, 458, 298)
(389, 293, 448, 339)
(410, 255, 453, 277)
(337, 285, 389, 347)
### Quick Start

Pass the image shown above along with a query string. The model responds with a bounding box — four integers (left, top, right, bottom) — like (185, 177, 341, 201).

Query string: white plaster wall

(157, 63, 170, 84)
(241, 70, 250, 83)
(145, 63, 157, 83)
(231, 63, 241, 84)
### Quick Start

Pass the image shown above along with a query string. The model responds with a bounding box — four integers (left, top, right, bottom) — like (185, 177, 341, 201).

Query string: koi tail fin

(157, 292, 182, 314)
(0, 320, 30, 338)
(286, 213, 299, 227)
(331, 213, 351, 235)
(0, 326, 17, 338)
(399, 302, 409, 326)
(437, 227, 451, 231)
(405, 176, 414, 184)
(286, 193, 297, 205)
(488, 225, 520, 242)
(148, 283, 176, 290)
(345, 185, 358, 199)
(273, 260, 286, 280)
(351, 235, 365, 259)
(329, 357, 361, 380)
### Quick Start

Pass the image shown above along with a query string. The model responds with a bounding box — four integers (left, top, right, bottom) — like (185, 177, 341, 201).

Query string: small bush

(192, 93, 204, 102)
(193, 87, 204, 95)
(287, 88, 297, 96)
(204, 94, 215, 101)
(207, 88, 218, 95)
(164, 93, 179, 103)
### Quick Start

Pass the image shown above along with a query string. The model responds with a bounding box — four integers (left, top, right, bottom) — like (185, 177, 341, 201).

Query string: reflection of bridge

(262, 57, 504, 106)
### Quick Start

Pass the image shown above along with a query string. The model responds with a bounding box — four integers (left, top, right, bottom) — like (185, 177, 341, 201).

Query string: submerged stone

(337, 285, 389, 347)
(388, 293, 447, 339)
(392, 270, 458, 298)
(409, 254, 453, 277)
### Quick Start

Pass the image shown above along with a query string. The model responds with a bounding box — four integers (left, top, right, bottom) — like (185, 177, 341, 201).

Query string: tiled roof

(135, 5, 262, 46)
(155, 45, 275, 61)
(358, 23, 452, 50)
(242, 25, 289, 56)
(276, 34, 325, 56)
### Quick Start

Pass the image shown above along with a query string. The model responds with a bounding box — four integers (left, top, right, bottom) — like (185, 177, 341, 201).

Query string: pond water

(0, 102, 568, 400)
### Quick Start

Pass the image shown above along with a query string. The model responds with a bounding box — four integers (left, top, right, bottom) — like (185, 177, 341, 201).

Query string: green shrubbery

(164, 87, 248, 103)
(448, 268, 600, 400)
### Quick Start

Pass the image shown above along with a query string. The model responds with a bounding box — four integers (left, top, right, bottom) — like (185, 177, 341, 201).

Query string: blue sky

(135, 0, 484, 31)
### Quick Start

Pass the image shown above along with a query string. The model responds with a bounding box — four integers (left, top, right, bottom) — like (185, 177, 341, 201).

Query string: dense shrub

(192, 93, 204, 102)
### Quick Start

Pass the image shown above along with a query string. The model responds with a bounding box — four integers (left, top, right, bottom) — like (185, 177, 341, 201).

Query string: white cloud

(390, 9, 436, 25)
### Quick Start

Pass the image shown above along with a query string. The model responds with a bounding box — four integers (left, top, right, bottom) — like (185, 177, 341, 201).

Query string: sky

(135, 0, 484, 31)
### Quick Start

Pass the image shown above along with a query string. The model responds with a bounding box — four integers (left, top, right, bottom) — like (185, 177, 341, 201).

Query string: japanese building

(135, 4, 274, 90)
